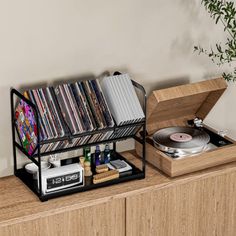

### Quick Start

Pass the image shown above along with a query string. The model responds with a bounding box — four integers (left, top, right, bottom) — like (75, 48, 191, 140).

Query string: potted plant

(194, 0, 236, 82)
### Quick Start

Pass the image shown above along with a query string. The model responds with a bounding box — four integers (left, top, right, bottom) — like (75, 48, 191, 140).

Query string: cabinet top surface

(1, 151, 236, 226)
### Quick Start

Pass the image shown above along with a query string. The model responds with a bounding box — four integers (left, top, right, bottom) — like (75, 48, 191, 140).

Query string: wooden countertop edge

(1, 152, 236, 227)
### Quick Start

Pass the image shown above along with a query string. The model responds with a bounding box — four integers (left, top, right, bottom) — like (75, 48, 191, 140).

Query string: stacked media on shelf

(11, 72, 146, 201)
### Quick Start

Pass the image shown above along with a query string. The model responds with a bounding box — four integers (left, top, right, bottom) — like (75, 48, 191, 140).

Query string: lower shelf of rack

(15, 152, 145, 201)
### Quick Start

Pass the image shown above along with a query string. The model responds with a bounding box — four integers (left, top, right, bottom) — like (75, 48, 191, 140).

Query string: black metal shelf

(10, 72, 146, 201)
(15, 152, 144, 201)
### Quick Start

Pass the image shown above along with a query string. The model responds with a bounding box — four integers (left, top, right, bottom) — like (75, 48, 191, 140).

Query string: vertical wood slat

(126, 171, 236, 236)
(0, 198, 125, 236)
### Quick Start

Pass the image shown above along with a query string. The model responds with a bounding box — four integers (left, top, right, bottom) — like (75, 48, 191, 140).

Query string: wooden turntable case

(136, 78, 236, 177)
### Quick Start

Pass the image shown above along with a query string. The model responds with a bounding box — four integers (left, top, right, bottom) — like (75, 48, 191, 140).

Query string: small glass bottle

(104, 144, 111, 164)
(94, 145, 101, 166)
(83, 146, 91, 163)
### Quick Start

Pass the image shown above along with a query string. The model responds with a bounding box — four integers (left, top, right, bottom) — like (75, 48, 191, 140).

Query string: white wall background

(0, 0, 235, 177)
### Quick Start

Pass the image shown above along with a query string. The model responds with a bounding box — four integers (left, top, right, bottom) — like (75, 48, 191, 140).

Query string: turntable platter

(153, 127, 210, 155)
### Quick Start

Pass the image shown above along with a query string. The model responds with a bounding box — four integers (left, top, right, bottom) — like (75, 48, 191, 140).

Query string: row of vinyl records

(15, 75, 144, 155)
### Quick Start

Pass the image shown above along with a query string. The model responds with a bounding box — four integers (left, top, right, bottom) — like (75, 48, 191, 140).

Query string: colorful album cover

(15, 99, 37, 155)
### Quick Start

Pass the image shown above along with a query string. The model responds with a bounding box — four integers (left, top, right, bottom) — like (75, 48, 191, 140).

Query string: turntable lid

(146, 77, 227, 134)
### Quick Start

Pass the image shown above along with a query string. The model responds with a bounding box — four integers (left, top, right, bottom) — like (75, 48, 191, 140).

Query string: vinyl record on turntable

(153, 127, 210, 156)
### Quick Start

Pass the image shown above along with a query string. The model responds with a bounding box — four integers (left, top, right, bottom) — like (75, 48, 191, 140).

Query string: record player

(136, 78, 236, 177)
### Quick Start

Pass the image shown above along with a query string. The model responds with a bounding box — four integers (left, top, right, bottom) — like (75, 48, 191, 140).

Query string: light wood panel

(0, 198, 125, 236)
(146, 77, 227, 133)
(126, 170, 236, 236)
(1, 151, 236, 235)
(136, 136, 236, 177)
(141, 77, 236, 177)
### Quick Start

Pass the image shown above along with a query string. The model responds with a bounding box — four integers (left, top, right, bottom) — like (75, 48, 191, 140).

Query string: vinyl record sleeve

(109, 76, 128, 125)
(42, 87, 60, 137)
(61, 84, 79, 134)
(39, 88, 58, 138)
(119, 74, 139, 123)
(91, 79, 114, 127)
(70, 83, 92, 131)
(54, 86, 75, 134)
(120, 74, 144, 122)
(63, 84, 82, 133)
(88, 80, 107, 128)
(45, 87, 65, 137)
(49, 87, 69, 136)
(36, 89, 54, 139)
(77, 82, 96, 130)
(15, 99, 37, 155)
(67, 84, 86, 132)
(81, 81, 103, 129)
(25, 90, 47, 141)
(32, 89, 52, 139)
(112, 75, 133, 124)
(101, 77, 123, 125)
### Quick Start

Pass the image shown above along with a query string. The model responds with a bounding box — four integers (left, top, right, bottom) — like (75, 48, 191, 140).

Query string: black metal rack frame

(10, 75, 146, 201)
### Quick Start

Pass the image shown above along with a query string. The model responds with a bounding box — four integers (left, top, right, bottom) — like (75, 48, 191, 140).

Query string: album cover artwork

(15, 99, 37, 155)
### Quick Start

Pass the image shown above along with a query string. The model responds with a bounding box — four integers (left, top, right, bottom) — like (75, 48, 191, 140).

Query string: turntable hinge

(193, 117, 203, 128)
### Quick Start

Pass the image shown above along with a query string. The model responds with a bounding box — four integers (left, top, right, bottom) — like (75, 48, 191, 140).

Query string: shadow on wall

(17, 73, 95, 92)
(0, 85, 14, 176)
(143, 76, 190, 95)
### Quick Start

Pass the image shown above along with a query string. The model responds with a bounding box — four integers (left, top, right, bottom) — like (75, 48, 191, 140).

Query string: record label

(170, 133, 192, 142)
(153, 126, 210, 155)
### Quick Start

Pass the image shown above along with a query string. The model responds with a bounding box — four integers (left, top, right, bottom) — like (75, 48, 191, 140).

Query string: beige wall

(0, 0, 235, 177)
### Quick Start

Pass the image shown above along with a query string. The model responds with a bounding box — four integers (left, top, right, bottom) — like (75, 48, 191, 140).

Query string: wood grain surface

(126, 170, 236, 236)
(1, 151, 236, 236)
(140, 78, 236, 177)
(0, 198, 125, 236)
(136, 137, 236, 177)
(146, 77, 227, 133)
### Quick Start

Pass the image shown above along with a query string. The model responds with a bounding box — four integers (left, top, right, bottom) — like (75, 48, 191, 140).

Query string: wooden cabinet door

(126, 171, 236, 236)
(0, 198, 125, 236)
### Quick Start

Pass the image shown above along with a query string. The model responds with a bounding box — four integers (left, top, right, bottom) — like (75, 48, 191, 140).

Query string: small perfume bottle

(104, 144, 111, 164)
(83, 146, 91, 163)
(95, 145, 101, 166)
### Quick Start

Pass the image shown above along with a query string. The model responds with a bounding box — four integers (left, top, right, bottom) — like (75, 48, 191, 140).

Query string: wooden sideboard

(0, 151, 236, 236)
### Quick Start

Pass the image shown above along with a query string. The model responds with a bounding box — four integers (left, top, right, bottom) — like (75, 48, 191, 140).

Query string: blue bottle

(95, 145, 101, 166)
(104, 144, 111, 164)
